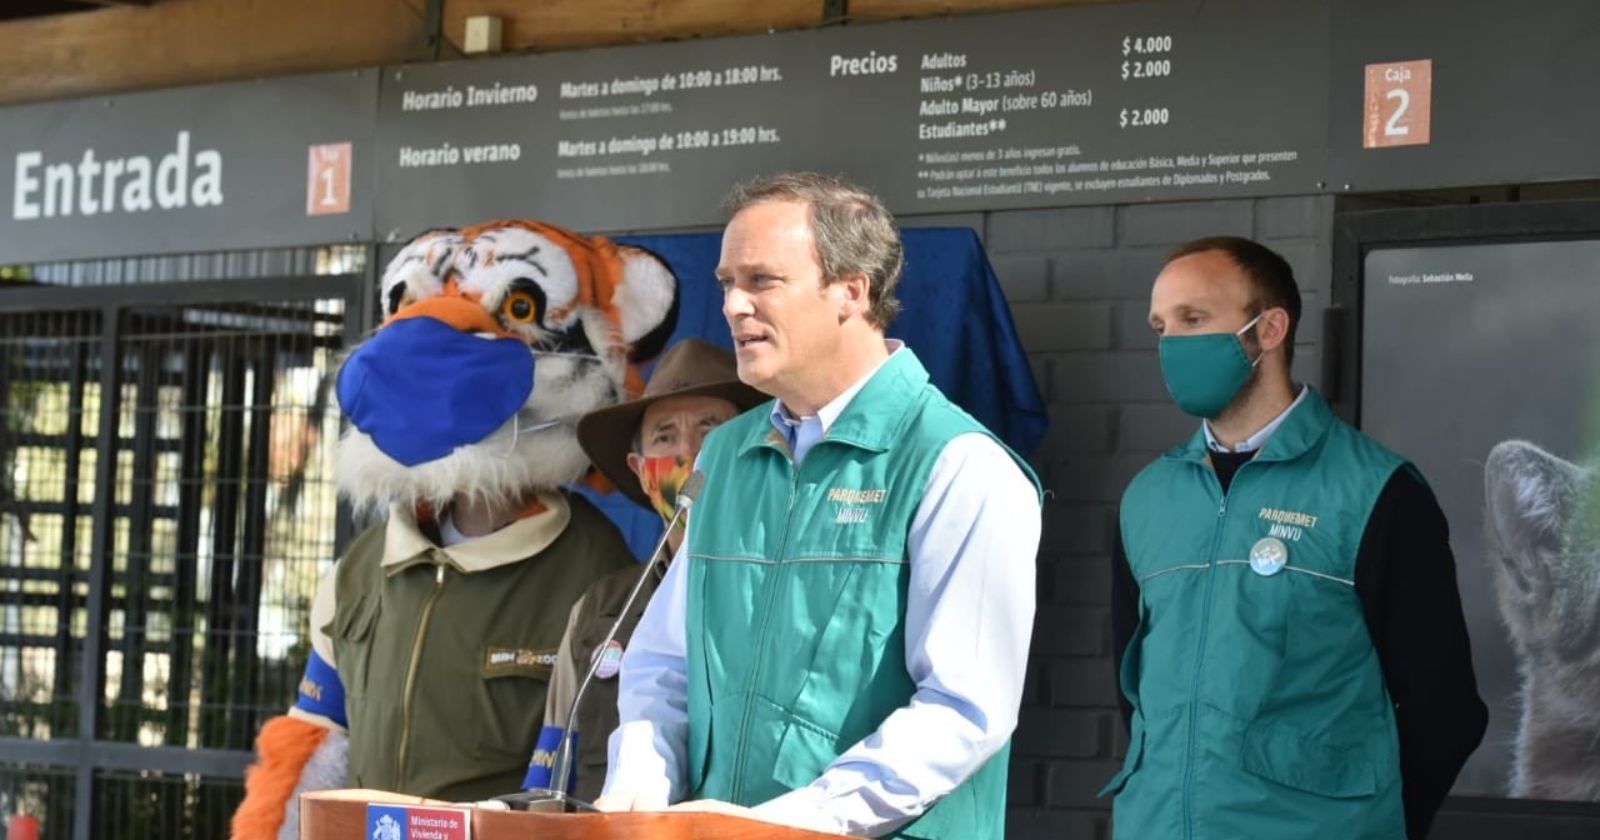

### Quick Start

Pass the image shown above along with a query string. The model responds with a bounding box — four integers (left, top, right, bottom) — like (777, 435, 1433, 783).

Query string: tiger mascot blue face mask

(335, 220, 678, 512)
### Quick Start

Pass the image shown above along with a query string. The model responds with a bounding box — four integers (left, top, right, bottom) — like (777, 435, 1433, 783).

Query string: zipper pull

(435, 564, 446, 584)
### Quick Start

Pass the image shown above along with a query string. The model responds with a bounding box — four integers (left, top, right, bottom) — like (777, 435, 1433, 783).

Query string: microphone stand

(496, 470, 705, 813)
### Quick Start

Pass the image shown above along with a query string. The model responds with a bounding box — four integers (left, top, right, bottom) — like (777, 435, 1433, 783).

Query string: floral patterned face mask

(638, 454, 694, 523)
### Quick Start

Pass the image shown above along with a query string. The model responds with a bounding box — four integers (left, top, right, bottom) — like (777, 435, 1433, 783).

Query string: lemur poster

(1363, 240, 1600, 802)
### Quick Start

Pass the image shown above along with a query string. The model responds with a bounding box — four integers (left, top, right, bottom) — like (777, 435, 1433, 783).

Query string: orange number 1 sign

(307, 142, 353, 215)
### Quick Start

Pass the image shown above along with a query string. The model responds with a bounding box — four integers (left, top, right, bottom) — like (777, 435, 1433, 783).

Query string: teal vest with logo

(1104, 389, 1409, 840)
(684, 350, 1039, 840)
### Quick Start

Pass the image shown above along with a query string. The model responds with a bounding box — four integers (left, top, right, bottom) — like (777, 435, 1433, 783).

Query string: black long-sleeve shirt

(1111, 450, 1488, 840)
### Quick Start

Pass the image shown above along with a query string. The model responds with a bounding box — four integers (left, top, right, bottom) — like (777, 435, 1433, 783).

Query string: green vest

(330, 492, 636, 801)
(685, 350, 1038, 840)
(1105, 389, 1408, 840)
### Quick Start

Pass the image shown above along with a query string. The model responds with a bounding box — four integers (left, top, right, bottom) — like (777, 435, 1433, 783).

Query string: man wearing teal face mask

(1104, 237, 1487, 840)
(523, 339, 765, 800)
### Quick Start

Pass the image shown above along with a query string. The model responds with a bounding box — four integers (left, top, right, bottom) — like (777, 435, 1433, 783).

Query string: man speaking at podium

(597, 172, 1042, 839)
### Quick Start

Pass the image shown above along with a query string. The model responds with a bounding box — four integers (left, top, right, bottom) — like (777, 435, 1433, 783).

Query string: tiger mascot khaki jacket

(229, 221, 679, 840)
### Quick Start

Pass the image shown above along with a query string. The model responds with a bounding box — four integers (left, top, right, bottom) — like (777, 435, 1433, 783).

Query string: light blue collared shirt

(1203, 384, 1310, 453)
(604, 343, 1041, 836)
(769, 340, 902, 465)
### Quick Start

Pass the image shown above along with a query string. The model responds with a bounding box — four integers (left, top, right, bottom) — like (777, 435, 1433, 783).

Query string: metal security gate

(0, 264, 369, 839)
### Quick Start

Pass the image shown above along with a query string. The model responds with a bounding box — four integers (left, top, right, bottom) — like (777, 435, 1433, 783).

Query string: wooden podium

(301, 789, 852, 839)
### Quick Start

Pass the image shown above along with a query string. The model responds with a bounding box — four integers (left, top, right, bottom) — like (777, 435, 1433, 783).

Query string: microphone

(498, 469, 706, 812)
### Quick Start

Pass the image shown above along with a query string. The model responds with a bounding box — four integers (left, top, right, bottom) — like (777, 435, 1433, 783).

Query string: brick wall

(905, 196, 1336, 839)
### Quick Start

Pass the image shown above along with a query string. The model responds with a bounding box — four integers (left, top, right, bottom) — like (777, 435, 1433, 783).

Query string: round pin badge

(593, 639, 625, 680)
(1249, 536, 1289, 576)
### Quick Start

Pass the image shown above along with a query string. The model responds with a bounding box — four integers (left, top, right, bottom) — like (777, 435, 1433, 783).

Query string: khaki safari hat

(577, 338, 767, 509)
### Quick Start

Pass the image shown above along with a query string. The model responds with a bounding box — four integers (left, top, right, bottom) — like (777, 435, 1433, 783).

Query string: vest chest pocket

(330, 592, 381, 700)
(474, 645, 553, 760)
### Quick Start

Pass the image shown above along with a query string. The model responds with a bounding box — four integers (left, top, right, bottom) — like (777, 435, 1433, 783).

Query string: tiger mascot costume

(230, 220, 678, 840)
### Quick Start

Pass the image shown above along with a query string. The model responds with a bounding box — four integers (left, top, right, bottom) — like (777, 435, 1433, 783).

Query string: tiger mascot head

(334, 220, 678, 511)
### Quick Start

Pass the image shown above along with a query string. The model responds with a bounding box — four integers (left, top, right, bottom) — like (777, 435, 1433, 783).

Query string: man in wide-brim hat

(523, 338, 765, 801)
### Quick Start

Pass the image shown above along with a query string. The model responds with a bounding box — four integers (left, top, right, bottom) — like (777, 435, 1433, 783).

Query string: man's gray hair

(723, 171, 903, 327)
